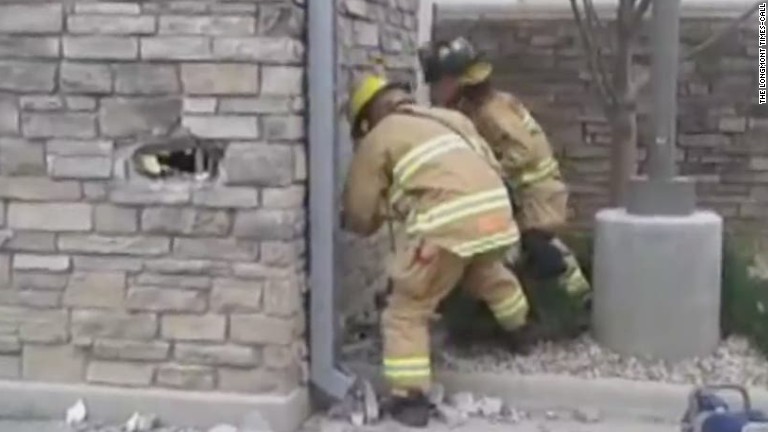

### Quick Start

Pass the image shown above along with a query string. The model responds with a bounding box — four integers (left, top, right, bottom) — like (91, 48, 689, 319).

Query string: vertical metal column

(626, 0, 695, 216)
(647, 0, 680, 181)
(308, 0, 355, 401)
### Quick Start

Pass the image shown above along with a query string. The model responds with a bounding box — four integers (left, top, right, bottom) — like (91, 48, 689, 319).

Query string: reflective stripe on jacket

(341, 103, 520, 258)
(458, 90, 562, 190)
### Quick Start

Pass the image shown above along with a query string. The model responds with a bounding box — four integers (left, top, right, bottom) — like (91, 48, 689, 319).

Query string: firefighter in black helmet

(419, 37, 591, 337)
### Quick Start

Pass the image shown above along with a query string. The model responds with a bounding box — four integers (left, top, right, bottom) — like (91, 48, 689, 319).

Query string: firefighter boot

(388, 391, 431, 428)
(502, 323, 545, 355)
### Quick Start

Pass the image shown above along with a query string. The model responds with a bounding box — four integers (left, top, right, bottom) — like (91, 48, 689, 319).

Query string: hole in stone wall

(132, 136, 225, 181)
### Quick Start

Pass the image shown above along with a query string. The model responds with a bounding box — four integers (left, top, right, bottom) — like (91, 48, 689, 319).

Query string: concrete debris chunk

(207, 424, 239, 432)
(500, 405, 527, 424)
(476, 396, 503, 417)
(349, 411, 364, 427)
(428, 383, 445, 405)
(545, 410, 559, 420)
(434, 403, 468, 428)
(448, 392, 477, 416)
(240, 410, 273, 432)
(65, 398, 87, 426)
(573, 406, 602, 423)
(125, 412, 158, 432)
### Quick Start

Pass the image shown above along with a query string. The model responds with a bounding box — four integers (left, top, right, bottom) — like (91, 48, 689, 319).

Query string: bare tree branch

(569, 0, 619, 111)
(628, 0, 762, 99)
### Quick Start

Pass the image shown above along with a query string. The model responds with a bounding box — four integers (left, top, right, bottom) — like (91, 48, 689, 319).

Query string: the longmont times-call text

(759, 2, 767, 104)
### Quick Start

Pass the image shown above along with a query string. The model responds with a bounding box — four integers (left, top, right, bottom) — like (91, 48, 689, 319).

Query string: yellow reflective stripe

(490, 291, 527, 319)
(451, 229, 519, 257)
(383, 357, 431, 380)
(408, 188, 509, 233)
(383, 357, 430, 368)
(516, 157, 559, 187)
(395, 140, 466, 186)
(564, 266, 590, 295)
(385, 369, 431, 379)
(392, 134, 465, 182)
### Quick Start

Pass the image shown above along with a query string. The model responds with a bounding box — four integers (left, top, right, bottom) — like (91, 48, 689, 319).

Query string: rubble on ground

(344, 332, 768, 386)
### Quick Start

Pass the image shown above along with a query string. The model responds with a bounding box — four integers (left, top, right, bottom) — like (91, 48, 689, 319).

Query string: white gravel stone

(477, 397, 503, 417)
(449, 392, 478, 416)
(344, 334, 768, 387)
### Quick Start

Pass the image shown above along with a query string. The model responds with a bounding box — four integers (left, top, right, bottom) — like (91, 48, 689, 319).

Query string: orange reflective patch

(476, 214, 507, 233)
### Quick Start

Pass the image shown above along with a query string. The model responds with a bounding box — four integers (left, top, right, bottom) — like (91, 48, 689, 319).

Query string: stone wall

(336, 0, 420, 324)
(0, 1, 307, 394)
(434, 13, 766, 234)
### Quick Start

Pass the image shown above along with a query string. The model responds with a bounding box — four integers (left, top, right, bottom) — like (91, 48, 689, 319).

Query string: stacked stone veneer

(335, 0, 420, 325)
(0, 1, 308, 393)
(435, 12, 767, 234)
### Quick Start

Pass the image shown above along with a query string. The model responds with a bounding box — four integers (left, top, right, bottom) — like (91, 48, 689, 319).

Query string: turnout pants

(515, 178, 590, 301)
(381, 239, 529, 395)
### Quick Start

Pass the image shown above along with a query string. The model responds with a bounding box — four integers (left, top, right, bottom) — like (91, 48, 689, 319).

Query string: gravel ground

(298, 414, 677, 432)
(343, 331, 768, 386)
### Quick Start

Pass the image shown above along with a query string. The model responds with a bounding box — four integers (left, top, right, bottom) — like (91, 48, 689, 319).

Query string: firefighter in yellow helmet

(418, 37, 591, 333)
(342, 74, 537, 427)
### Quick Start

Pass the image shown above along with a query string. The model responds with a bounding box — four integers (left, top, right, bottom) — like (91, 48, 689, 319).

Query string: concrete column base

(592, 208, 723, 362)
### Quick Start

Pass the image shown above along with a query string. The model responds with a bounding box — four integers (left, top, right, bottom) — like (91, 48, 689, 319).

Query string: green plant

(439, 232, 768, 358)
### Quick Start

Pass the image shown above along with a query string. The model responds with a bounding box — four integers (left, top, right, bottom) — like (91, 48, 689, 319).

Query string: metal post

(307, 0, 355, 402)
(647, 0, 680, 181)
(626, 0, 695, 216)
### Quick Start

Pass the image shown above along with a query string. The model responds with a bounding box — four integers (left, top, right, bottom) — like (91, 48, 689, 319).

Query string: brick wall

(336, 0, 420, 324)
(0, 1, 307, 394)
(434, 14, 767, 234)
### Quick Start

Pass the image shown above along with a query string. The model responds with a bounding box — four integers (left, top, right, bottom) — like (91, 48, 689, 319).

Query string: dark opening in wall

(132, 136, 225, 181)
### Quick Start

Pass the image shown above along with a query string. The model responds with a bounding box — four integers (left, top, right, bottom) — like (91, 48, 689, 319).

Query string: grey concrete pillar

(592, 209, 723, 361)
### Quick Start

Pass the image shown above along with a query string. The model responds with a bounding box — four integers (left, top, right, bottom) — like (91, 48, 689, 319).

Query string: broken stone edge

(0, 379, 309, 432)
(346, 361, 768, 423)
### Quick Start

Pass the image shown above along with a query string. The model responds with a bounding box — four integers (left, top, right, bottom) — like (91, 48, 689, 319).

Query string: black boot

(503, 324, 544, 355)
(388, 391, 431, 428)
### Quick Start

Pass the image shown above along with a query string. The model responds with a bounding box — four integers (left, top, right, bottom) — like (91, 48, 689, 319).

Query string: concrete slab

(301, 417, 678, 432)
(0, 379, 310, 432)
(345, 361, 768, 423)
(592, 209, 723, 361)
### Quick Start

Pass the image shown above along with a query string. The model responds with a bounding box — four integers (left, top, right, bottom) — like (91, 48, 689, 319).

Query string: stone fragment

(175, 343, 258, 367)
(0, 138, 45, 175)
(182, 63, 259, 95)
(63, 36, 138, 60)
(22, 113, 96, 138)
(213, 37, 303, 63)
(92, 339, 169, 361)
(0, 61, 56, 92)
(68, 15, 155, 35)
(13, 254, 70, 272)
(48, 156, 112, 179)
(159, 16, 255, 35)
(573, 407, 602, 423)
(192, 187, 259, 208)
(64, 272, 126, 309)
(182, 115, 259, 139)
(86, 361, 154, 386)
(99, 97, 181, 137)
(261, 66, 303, 96)
(71, 310, 157, 340)
(230, 314, 293, 345)
(173, 238, 255, 261)
(0, 5, 62, 34)
(223, 143, 293, 186)
(115, 64, 180, 94)
(8, 203, 92, 231)
(141, 36, 211, 60)
(156, 364, 215, 390)
(94, 204, 138, 233)
(22, 345, 84, 383)
(126, 287, 206, 313)
(0, 36, 59, 58)
(477, 397, 503, 417)
(161, 315, 226, 341)
(60, 62, 112, 94)
(58, 234, 170, 256)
